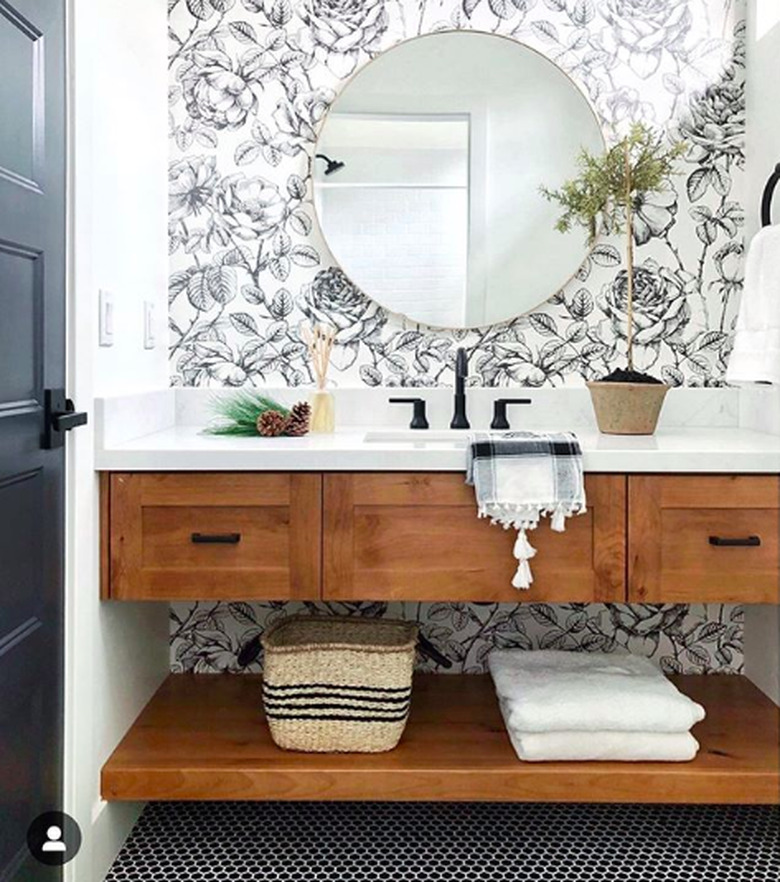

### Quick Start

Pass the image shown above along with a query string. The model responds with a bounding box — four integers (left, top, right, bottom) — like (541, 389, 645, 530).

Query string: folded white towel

(726, 225, 780, 385)
(503, 723, 700, 763)
(489, 650, 705, 734)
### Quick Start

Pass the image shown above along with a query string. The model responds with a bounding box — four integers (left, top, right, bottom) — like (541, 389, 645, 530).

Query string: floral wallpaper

(168, 0, 746, 389)
(170, 600, 744, 674)
(167, 1, 746, 674)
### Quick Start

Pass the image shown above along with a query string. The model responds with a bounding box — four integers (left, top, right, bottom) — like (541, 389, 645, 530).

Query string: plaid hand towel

(466, 432, 587, 589)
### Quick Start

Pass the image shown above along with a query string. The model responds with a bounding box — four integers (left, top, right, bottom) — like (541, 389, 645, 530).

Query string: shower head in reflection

(315, 153, 346, 175)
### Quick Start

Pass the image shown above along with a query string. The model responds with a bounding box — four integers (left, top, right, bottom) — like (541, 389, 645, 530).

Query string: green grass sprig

(205, 392, 290, 436)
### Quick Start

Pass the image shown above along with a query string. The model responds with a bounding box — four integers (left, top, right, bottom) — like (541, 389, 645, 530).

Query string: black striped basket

(261, 616, 419, 753)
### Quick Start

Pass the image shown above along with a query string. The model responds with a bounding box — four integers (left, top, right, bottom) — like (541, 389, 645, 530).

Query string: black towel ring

(760, 162, 780, 227)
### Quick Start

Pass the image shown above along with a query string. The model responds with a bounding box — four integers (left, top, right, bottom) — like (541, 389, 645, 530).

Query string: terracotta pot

(586, 381, 670, 435)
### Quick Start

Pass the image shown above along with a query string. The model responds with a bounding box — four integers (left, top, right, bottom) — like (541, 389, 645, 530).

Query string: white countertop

(95, 425, 780, 473)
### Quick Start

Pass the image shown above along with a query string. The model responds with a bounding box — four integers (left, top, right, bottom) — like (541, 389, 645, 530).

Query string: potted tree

(543, 124, 686, 435)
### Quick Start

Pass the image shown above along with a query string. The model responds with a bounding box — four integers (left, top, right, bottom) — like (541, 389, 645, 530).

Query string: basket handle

(418, 633, 453, 669)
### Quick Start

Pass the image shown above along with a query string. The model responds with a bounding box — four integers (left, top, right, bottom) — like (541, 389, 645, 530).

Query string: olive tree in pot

(543, 124, 686, 435)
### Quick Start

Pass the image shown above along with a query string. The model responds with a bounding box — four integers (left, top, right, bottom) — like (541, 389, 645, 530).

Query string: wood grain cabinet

(103, 472, 322, 600)
(628, 475, 780, 604)
(323, 473, 626, 602)
(101, 470, 779, 604)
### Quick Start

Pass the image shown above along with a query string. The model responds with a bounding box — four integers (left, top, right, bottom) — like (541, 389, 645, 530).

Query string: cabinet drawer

(629, 475, 779, 603)
(323, 473, 625, 602)
(105, 473, 321, 600)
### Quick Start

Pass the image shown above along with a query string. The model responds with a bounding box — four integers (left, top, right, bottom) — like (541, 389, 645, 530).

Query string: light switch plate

(98, 289, 114, 347)
(143, 301, 156, 349)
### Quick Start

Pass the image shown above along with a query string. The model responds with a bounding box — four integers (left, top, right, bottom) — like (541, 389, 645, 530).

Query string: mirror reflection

(314, 31, 604, 329)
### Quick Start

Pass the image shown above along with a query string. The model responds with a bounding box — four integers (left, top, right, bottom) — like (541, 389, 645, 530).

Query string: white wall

(65, 2, 170, 881)
(742, 1, 780, 707)
(740, 385, 780, 706)
(90, 1, 170, 394)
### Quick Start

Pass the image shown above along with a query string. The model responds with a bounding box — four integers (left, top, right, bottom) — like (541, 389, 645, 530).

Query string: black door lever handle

(43, 389, 88, 449)
(53, 410, 88, 432)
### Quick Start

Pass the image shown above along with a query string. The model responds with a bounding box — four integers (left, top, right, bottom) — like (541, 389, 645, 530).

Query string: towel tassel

(551, 506, 566, 532)
(512, 529, 537, 589)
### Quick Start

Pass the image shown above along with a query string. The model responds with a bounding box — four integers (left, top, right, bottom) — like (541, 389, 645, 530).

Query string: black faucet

(450, 347, 470, 429)
(389, 397, 429, 429)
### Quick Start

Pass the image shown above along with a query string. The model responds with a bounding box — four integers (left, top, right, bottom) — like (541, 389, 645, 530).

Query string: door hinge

(43, 389, 88, 449)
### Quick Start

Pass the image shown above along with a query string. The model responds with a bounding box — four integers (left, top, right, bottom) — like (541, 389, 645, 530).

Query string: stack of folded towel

(489, 649, 706, 762)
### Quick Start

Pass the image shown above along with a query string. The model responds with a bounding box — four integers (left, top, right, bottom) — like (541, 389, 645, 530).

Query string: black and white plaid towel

(466, 432, 587, 589)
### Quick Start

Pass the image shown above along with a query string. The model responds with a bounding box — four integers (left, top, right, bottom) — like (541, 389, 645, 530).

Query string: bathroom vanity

(96, 402, 780, 806)
(102, 471, 778, 606)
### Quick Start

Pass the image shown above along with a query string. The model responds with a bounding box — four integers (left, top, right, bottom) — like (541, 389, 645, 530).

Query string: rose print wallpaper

(168, 0, 745, 389)
(167, 0, 746, 674)
(170, 600, 745, 674)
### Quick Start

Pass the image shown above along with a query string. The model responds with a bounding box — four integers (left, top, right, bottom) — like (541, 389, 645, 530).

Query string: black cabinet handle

(708, 535, 761, 547)
(491, 398, 532, 430)
(191, 532, 241, 544)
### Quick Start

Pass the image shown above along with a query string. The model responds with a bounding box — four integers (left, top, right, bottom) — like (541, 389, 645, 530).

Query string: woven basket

(261, 616, 419, 753)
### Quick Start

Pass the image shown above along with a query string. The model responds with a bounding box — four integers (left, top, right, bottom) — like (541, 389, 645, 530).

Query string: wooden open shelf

(102, 673, 779, 804)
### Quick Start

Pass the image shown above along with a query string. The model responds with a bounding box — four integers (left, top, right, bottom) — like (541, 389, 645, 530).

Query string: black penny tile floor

(106, 801, 780, 881)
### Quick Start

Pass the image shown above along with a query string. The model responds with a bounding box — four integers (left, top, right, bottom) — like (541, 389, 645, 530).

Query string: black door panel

(0, 0, 67, 879)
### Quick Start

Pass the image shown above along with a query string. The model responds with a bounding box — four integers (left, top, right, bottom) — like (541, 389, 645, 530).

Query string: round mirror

(313, 31, 604, 329)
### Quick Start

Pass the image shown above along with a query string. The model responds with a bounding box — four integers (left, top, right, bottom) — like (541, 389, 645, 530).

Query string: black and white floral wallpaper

(167, 0, 746, 674)
(170, 600, 744, 675)
(168, 0, 746, 389)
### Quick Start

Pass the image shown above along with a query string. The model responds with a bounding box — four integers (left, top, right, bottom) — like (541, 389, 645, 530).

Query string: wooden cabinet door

(323, 473, 625, 602)
(629, 475, 780, 603)
(106, 472, 322, 600)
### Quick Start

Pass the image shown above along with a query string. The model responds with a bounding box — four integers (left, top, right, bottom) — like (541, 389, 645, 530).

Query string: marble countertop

(95, 425, 780, 473)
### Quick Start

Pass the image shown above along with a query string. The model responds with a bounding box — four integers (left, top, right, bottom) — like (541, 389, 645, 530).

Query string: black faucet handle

(389, 397, 429, 430)
(490, 398, 532, 430)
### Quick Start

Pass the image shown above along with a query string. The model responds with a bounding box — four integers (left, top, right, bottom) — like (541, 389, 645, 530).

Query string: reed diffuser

(303, 323, 336, 433)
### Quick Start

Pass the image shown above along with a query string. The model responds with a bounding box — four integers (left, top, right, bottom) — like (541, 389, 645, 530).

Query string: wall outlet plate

(98, 289, 114, 347)
(143, 301, 156, 350)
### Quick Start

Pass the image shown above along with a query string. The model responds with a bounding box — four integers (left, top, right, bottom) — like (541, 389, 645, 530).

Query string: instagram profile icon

(27, 812, 82, 866)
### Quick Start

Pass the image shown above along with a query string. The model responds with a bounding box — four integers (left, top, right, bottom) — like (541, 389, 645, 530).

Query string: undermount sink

(363, 429, 510, 446)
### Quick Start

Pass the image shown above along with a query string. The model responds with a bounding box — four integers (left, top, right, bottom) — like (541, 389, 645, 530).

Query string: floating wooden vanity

(99, 470, 780, 804)
(101, 472, 779, 604)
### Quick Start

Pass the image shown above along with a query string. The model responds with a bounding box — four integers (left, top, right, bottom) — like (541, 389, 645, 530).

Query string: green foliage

(205, 391, 290, 436)
(542, 124, 687, 245)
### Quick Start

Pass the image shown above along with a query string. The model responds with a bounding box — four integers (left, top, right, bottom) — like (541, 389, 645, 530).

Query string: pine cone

(284, 401, 311, 437)
(256, 409, 287, 437)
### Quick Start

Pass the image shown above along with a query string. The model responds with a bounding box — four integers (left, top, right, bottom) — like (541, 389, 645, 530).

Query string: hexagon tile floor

(106, 802, 780, 882)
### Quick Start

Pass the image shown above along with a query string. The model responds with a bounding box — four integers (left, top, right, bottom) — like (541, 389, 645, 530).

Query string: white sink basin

(363, 429, 511, 447)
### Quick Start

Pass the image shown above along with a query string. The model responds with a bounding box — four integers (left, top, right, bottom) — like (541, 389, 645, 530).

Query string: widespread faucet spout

(450, 347, 470, 429)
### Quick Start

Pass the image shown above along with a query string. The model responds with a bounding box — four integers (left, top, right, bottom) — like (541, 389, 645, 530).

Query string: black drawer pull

(191, 532, 241, 544)
(708, 535, 761, 547)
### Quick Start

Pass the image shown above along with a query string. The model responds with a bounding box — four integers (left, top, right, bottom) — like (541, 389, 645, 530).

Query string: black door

(0, 0, 67, 879)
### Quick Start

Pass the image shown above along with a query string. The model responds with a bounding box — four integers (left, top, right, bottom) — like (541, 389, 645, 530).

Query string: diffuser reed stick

(303, 323, 336, 390)
(303, 323, 336, 432)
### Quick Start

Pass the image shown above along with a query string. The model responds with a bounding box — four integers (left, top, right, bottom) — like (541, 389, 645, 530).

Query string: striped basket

(261, 616, 419, 753)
